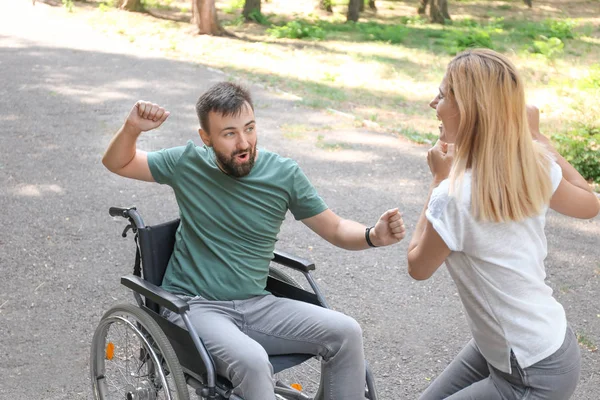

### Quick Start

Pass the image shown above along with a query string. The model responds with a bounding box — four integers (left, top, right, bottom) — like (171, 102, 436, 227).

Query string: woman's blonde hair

(446, 49, 553, 222)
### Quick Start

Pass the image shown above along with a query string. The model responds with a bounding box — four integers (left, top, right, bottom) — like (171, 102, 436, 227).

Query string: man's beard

(214, 144, 257, 178)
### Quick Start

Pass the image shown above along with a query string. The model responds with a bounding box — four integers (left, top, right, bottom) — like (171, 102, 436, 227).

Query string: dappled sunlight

(0, 114, 19, 121)
(11, 184, 64, 197)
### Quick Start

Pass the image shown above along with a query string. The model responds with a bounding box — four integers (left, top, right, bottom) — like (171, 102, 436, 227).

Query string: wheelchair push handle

(108, 206, 146, 230)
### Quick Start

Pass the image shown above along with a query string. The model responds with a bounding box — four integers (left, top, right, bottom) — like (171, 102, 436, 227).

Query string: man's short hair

(196, 82, 254, 133)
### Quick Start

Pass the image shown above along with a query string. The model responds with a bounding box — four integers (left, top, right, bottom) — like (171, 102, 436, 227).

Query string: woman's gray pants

(162, 293, 366, 400)
(419, 326, 581, 399)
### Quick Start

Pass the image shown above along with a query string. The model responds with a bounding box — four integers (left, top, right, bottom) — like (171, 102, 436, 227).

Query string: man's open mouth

(236, 152, 249, 162)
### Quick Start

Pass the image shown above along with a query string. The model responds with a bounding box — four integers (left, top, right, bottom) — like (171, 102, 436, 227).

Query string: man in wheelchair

(101, 82, 406, 399)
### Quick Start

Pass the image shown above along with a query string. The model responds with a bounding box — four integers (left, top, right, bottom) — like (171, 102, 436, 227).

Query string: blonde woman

(407, 48, 600, 399)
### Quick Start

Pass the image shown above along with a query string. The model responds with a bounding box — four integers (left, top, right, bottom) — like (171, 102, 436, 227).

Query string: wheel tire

(90, 303, 190, 400)
(269, 266, 304, 289)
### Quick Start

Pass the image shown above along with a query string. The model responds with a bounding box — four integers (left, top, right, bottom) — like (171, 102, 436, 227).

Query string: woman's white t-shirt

(426, 161, 565, 373)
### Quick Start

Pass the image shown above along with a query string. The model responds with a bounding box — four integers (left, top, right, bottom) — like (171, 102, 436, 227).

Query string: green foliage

(223, 0, 245, 14)
(62, 0, 74, 12)
(358, 22, 408, 44)
(248, 9, 271, 25)
(222, 15, 245, 27)
(441, 28, 494, 55)
(398, 127, 437, 145)
(516, 19, 577, 41)
(267, 20, 325, 40)
(531, 36, 564, 60)
(544, 19, 577, 40)
(398, 15, 428, 26)
(451, 18, 480, 28)
(577, 64, 600, 90)
(552, 125, 600, 183)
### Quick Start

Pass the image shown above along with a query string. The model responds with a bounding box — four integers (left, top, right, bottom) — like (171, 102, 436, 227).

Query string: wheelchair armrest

(120, 275, 189, 314)
(272, 250, 315, 273)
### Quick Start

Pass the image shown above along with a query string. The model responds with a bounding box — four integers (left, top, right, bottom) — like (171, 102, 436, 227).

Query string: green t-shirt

(147, 141, 328, 301)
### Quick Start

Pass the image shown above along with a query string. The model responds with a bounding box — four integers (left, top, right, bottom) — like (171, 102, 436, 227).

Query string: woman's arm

(527, 106, 600, 219)
(406, 141, 453, 280)
(407, 180, 451, 280)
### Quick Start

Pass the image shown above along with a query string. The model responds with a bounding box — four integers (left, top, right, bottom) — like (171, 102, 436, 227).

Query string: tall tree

(358, 0, 376, 11)
(243, 0, 261, 20)
(120, 0, 143, 11)
(347, 0, 361, 22)
(418, 0, 450, 24)
(193, 0, 225, 35)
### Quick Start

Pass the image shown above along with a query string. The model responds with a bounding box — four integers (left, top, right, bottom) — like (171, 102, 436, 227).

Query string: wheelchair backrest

(137, 219, 180, 307)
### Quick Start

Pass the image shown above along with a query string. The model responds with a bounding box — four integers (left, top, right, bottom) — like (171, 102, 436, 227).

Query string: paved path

(0, 2, 598, 399)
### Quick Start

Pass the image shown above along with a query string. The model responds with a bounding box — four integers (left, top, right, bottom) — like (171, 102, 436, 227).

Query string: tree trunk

(347, 0, 361, 22)
(359, 0, 364, 12)
(120, 0, 143, 12)
(368, 0, 376, 10)
(523, 0, 532, 7)
(417, 0, 428, 15)
(439, 0, 450, 20)
(243, 0, 261, 20)
(429, 0, 450, 24)
(192, 0, 225, 35)
(317, 0, 333, 12)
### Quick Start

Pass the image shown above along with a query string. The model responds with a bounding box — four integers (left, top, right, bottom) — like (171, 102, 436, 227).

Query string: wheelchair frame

(92, 206, 378, 400)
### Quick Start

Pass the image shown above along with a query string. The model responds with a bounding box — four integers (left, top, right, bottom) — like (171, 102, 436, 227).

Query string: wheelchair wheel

(90, 303, 190, 400)
(268, 266, 304, 289)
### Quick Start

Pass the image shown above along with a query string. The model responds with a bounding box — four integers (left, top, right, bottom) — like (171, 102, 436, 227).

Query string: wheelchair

(90, 206, 379, 400)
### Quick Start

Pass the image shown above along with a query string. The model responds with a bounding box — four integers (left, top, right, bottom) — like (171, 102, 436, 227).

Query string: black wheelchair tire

(90, 303, 190, 400)
(268, 266, 304, 289)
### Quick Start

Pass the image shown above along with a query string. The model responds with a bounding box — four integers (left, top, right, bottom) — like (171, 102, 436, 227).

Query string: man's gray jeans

(419, 326, 581, 399)
(162, 293, 366, 400)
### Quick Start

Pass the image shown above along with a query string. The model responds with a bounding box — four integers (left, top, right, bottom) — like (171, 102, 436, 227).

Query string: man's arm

(102, 101, 170, 182)
(301, 208, 406, 250)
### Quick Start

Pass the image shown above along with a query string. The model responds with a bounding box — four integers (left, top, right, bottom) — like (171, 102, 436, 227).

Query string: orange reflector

(290, 383, 302, 391)
(106, 342, 115, 360)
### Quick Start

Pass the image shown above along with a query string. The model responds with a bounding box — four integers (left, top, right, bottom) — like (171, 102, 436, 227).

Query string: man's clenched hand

(371, 208, 406, 246)
(125, 101, 170, 133)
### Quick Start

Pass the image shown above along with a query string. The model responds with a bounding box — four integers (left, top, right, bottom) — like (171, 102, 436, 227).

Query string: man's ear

(199, 128, 211, 146)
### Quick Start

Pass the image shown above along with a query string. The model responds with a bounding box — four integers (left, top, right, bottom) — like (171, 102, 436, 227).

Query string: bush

(552, 125, 600, 183)
(518, 19, 577, 41)
(442, 28, 494, 55)
(531, 36, 564, 60)
(545, 19, 577, 40)
(267, 21, 325, 40)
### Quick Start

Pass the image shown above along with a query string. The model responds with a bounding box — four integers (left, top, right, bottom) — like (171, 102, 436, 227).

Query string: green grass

(398, 127, 438, 145)
(316, 134, 354, 151)
(577, 333, 598, 352)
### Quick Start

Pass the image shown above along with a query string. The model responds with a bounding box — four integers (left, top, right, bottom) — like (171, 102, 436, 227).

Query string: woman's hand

(427, 140, 455, 182)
